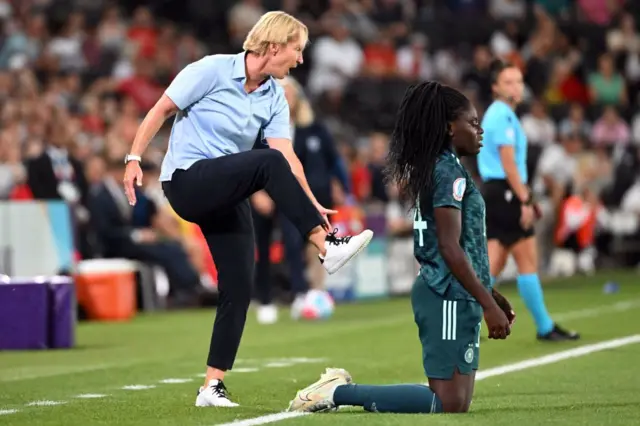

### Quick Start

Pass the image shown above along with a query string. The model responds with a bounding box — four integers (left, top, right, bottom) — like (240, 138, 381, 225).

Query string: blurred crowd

(2, 0, 640, 304)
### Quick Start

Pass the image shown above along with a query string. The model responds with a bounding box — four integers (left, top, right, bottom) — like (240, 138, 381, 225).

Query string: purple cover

(0, 277, 49, 350)
(365, 213, 387, 237)
(48, 276, 75, 349)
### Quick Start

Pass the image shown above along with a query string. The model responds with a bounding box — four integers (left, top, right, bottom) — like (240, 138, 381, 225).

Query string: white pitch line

(552, 299, 640, 322)
(25, 400, 66, 407)
(264, 362, 294, 368)
(230, 368, 260, 374)
(215, 334, 640, 426)
(75, 394, 108, 399)
(121, 385, 156, 391)
(159, 378, 193, 384)
(475, 334, 640, 380)
(1, 300, 635, 384)
(216, 412, 309, 426)
(0, 409, 18, 415)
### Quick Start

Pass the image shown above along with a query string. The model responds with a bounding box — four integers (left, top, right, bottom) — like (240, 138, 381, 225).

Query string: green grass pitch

(1, 270, 640, 426)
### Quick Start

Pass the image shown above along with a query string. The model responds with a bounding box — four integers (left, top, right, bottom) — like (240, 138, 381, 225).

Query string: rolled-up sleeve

(165, 56, 218, 111)
(263, 87, 292, 140)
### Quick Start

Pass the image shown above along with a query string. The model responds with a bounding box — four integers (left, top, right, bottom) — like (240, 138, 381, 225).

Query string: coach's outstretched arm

(266, 82, 337, 229)
(123, 95, 178, 205)
(434, 206, 510, 340)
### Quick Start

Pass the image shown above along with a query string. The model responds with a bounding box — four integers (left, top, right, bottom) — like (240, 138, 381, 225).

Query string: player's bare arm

(434, 206, 510, 339)
(499, 145, 535, 228)
(492, 288, 516, 326)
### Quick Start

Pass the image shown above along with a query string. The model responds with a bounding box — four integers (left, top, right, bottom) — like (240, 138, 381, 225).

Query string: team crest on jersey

(452, 178, 466, 201)
(465, 347, 474, 363)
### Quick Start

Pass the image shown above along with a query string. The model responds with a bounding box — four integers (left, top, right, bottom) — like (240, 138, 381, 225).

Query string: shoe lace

(211, 381, 231, 399)
(326, 228, 352, 246)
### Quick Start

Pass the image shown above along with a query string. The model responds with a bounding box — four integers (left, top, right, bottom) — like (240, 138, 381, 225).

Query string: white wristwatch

(124, 154, 142, 164)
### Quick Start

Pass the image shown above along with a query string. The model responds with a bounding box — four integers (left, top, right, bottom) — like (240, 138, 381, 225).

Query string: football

(299, 289, 335, 320)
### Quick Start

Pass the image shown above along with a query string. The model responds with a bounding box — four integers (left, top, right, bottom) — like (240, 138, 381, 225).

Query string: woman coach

(122, 11, 373, 407)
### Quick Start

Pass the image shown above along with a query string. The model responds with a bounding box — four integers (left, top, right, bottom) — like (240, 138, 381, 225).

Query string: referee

(122, 12, 373, 407)
(477, 59, 579, 342)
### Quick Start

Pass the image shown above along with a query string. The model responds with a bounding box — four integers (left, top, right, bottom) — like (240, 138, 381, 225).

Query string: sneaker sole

(287, 370, 352, 412)
(326, 230, 373, 275)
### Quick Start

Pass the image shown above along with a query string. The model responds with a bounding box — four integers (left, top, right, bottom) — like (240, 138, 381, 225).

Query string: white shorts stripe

(442, 300, 458, 340)
(447, 301, 453, 340)
(442, 301, 448, 340)
(452, 301, 457, 341)
(442, 300, 458, 341)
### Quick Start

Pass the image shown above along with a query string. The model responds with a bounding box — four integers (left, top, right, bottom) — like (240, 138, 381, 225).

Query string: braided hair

(385, 81, 470, 208)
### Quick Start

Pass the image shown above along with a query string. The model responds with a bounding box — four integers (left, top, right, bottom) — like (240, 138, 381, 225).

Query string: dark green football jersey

(413, 150, 491, 301)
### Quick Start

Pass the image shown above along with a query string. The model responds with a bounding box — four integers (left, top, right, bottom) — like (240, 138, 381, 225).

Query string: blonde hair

(243, 11, 308, 56)
(277, 76, 314, 127)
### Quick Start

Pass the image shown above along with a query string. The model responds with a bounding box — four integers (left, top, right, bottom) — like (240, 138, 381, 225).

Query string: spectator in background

(521, 99, 556, 183)
(46, 11, 87, 73)
(116, 56, 163, 112)
(533, 133, 584, 268)
(592, 105, 631, 147)
(384, 181, 417, 294)
(251, 76, 351, 324)
(607, 12, 640, 99)
(370, 0, 413, 41)
(463, 45, 493, 108)
(521, 99, 556, 147)
(525, 29, 554, 97)
(0, 132, 27, 199)
(83, 154, 106, 189)
(577, 0, 623, 26)
(489, 0, 527, 21)
(342, 143, 371, 202)
(559, 103, 592, 140)
(90, 156, 203, 307)
(534, 0, 571, 19)
(396, 33, 433, 83)
(175, 30, 206, 71)
(26, 107, 92, 256)
(588, 53, 628, 107)
(0, 13, 47, 69)
(227, 0, 265, 50)
(632, 111, 640, 145)
(607, 12, 640, 57)
(543, 59, 590, 106)
(367, 132, 389, 204)
(490, 20, 524, 65)
(319, 0, 379, 43)
(126, 6, 158, 59)
(554, 182, 602, 274)
(363, 32, 397, 77)
(307, 17, 363, 103)
(97, 4, 127, 53)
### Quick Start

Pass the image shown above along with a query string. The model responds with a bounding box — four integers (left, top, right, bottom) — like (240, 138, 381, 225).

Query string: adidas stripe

(442, 300, 458, 341)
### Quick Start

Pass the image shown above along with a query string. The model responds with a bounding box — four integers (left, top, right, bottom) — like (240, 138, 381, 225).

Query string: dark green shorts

(411, 277, 483, 380)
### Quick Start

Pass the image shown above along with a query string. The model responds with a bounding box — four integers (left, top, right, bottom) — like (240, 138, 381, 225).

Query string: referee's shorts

(481, 179, 534, 247)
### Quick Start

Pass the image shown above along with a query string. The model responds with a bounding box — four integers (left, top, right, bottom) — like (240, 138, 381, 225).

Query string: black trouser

(161, 149, 324, 371)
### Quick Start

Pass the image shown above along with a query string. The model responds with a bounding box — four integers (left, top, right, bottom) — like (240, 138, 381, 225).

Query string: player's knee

(262, 148, 287, 168)
(440, 394, 469, 413)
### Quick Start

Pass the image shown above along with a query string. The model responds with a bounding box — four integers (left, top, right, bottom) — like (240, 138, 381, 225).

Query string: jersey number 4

(414, 199, 428, 247)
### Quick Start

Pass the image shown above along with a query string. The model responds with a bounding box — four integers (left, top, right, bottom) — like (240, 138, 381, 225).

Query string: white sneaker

(287, 368, 352, 413)
(321, 229, 373, 274)
(257, 304, 278, 325)
(195, 379, 239, 407)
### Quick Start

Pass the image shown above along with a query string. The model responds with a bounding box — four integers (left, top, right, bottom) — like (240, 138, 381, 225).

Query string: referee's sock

(333, 383, 443, 413)
(517, 273, 554, 335)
